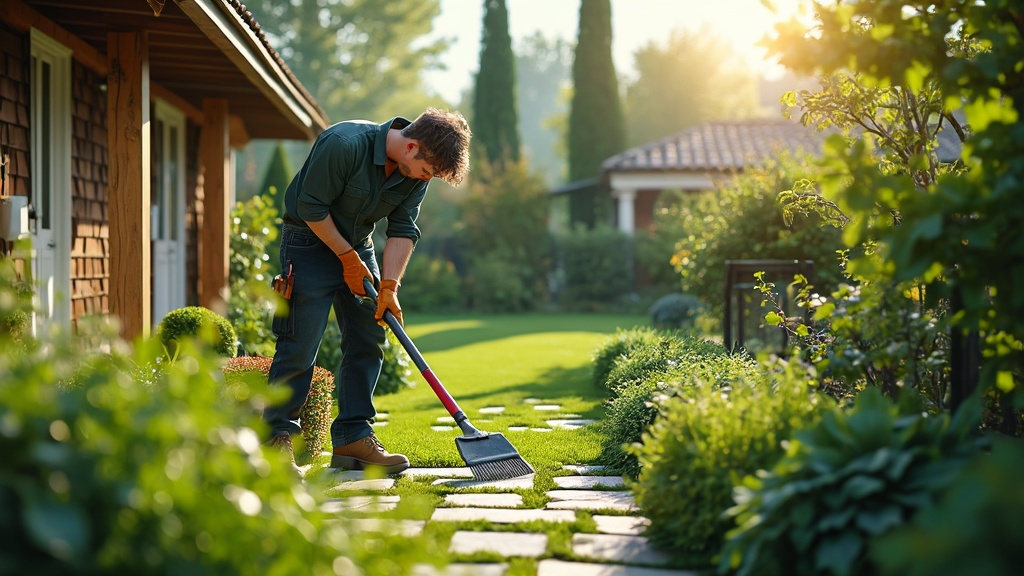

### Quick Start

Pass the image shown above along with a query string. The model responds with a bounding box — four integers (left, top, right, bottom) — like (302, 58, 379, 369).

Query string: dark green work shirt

(283, 117, 427, 246)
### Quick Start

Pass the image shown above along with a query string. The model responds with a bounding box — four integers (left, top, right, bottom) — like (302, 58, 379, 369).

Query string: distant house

(0, 0, 329, 339)
(566, 116, 963, 236)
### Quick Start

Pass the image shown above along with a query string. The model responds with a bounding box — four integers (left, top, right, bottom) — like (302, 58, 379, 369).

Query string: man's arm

(306, 216, 354, 256)
(381, 237, 414, 283)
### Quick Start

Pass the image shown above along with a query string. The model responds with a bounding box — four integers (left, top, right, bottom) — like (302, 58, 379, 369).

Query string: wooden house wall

(0, 23, 30, 256)
(70, 60, 108, 323)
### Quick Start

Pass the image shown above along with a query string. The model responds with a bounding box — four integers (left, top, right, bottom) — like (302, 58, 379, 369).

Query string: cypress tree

(473, 0, 521, 168)
(568, 0, 625, 227)
(260, 142, 293, 216)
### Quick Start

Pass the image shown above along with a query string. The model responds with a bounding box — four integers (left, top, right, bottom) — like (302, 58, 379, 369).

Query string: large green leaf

(814, 531, 863, 576)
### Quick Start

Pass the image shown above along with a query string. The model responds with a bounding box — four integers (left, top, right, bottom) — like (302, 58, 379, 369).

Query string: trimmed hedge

(222, 356, 335, 456)
(632, 373, 832, 562)
(156, 306, 238, 358)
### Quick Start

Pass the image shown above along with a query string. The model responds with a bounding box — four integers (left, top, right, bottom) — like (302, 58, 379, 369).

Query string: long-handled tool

(363, 279, 534, 481)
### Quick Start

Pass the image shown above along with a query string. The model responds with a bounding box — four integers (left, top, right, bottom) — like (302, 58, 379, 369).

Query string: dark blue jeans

(264, 223, 385, 447)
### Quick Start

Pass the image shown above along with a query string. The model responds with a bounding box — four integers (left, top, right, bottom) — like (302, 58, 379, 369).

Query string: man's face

(397, 143, 435, 182)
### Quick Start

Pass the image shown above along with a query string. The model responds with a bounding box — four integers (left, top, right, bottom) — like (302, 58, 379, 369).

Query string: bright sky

(424, 0, 809, 103)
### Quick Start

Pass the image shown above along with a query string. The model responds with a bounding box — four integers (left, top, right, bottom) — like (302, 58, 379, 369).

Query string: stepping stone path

(319, 398, 693, 574)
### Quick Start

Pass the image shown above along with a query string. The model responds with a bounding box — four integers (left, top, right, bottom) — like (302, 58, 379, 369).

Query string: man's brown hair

(402, 107, 472, 186)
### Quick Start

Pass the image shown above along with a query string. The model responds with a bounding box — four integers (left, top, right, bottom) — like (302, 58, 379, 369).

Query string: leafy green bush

(228, 190, 281, 357)
(464, 253, 532, 312)
(631, 369, 832, 561)
(222, 355, 335, 455)
(719, 388, 983, 576)
(399, 256, 462, 312)
(0, 263, 436, 574)
(156, 306, 238, 358)
(604, 333, 730, 395)
(873, 435, 1024, 576)
(317, 322, 414, 396)
(672, 152, 844, 316)
(591, 326, 663, 389)
(556, 225, 633, 311)
(648, 292, 703, 330)
(599, 334, 757, 477)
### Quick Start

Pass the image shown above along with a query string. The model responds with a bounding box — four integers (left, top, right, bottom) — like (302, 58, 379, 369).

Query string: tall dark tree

(473, 0, 520, 167)
(568, 0, 625, 227)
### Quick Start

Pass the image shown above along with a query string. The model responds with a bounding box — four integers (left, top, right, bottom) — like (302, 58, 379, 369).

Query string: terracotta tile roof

(603, 119, 826, 173)
(603, 117, 963, 173)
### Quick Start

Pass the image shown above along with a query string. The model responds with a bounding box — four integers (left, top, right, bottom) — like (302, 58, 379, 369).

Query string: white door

(29, 29, 72, 334)
(151, 100, 187, 325)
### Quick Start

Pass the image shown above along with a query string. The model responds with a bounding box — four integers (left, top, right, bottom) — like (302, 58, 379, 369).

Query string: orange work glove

(337, 248, 372, 297)
(374, 279, 403, 327)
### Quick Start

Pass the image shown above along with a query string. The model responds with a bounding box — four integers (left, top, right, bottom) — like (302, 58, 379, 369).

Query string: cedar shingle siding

(0, 24, 30, 219)
(70, 60, 108, 321)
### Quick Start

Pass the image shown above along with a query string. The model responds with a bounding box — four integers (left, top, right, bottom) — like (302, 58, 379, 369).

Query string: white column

(613, 189, 637, 235)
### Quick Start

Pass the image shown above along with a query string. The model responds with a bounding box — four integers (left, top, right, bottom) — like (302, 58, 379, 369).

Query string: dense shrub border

(222, 356, 335, 456)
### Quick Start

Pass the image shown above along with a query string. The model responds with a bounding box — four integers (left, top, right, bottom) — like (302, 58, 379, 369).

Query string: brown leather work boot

(330, 433, 410, 474)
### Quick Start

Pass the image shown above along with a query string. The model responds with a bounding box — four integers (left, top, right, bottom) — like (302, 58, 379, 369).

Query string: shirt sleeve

(385, 184, 427, 245)
(295, 134, 351, 223)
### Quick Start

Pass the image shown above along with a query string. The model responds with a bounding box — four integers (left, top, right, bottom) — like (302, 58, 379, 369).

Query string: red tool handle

(363, 279, 462, 416)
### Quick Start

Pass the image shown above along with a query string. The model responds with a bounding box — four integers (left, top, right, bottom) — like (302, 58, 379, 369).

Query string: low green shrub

(464, 254, 531, 312)
(648, 292, 703, 330)
(719, 388, 983, 576)
(227, 190, 280, 357)
(631, 369, 832, 561)
(604, 334, 730, 395)
(399, 256, 462, 312)
(556, 225, 633, 312)
(598, 333, 753, 477)
(873, 435, 1024, 576)
(0, 264, 433, 574)
(156, 306, 238, 358)
(222, 355, 335, 455)
(591, 326, 662, 389)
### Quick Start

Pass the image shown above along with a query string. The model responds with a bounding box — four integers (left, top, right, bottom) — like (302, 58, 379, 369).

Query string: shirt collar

(374, 116, 412, 166)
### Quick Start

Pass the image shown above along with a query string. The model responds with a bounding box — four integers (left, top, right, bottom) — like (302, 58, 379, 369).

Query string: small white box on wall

(0, 195, 29, 241)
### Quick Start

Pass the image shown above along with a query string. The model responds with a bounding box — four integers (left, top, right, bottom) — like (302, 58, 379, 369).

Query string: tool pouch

(272, 261, 294, 300)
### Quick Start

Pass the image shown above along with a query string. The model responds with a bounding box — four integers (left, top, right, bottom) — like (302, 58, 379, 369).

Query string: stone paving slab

(554, 475, 626, 489)
(432, 475, 535, 490)
(431, 425, 457, 432)
(321, 495, 400, 513)
(329, 478, 396, 491)
(444, 493, 523, 508)
(431, 507, 576, 524)
(537, 559, 697, 576)
(547, 419, 597, 429)
(449, 530, 548, 557)
(533, 404, 562, 411)
(562, 464, 607, 475)
(412, 563, 508, 576)
(344, 518, 426, 538)
(593, 515, 651, 536)
(401, 467, 474, 479)
(479, 406, 506, 414)
(572, 534, 671, 566)
(545, 490, 639, 512)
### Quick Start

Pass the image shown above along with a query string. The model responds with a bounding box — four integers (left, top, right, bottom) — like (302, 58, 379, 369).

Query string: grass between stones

(305, 312, 653, 573)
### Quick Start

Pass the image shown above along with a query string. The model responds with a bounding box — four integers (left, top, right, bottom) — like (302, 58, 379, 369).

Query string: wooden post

(199, 98, 230, 314)
(107, 31, 150, 340)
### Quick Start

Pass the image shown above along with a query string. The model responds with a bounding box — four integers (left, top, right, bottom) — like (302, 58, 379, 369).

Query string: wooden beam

(199, 98, 230, 315)
(107, 31, 151, 340)
(150, 82, 203, 125)
(229, 114, 250, 148)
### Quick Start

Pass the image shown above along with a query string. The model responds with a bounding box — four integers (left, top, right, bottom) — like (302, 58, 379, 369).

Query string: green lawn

(364, 313, 647, 474)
